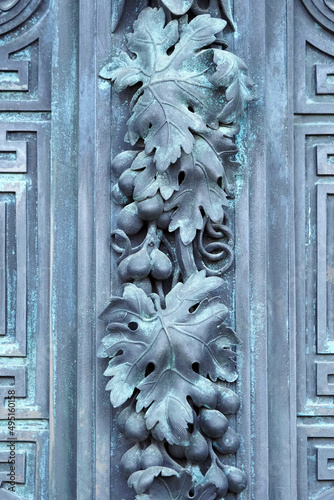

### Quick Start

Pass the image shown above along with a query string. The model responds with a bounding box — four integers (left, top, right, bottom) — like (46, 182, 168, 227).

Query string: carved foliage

(100, 7, 254, 499)
(101, 9, 253, 171)
(98, 272, 238, 444)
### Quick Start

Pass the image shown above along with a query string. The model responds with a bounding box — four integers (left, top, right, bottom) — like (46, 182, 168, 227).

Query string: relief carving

(99, 5, 254, 498)
(0, 0, 42, 35)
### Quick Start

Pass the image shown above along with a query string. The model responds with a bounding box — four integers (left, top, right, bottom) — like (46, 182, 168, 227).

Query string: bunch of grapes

(111, 151, 172, 233)
(111, 151, 174, 287)
(117, 387, 246, 497)
(167, 387, 247, 497)
(118, 244, 172, 284)
(117, 406, 167, 478)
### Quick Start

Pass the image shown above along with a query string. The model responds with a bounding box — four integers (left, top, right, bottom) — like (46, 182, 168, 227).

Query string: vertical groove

(77, 0, 97, 497)
(95, 0, 112, 497)
(49, 0, 79, 497)
(287, 0, 298, 497)
(0, 202, 6, 335)
(265, 0, 295, 498)
(238, 0, 269, 497)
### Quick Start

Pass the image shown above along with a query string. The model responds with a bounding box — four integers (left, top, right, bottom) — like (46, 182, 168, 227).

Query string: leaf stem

(175, 233, 198, 281)
(157, 441, 185, 473)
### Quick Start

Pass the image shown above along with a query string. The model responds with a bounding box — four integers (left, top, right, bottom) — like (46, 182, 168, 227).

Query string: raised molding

(99, 3, 255, 497)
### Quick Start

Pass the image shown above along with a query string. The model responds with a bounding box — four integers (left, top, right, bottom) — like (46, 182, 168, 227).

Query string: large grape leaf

(164, 134, 235, 245)
(98, 271, 238, 445)
(100, 8, 228, 172)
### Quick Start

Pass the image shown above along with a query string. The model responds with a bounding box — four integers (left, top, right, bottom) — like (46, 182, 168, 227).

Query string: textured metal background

(0, 0, 334, 498)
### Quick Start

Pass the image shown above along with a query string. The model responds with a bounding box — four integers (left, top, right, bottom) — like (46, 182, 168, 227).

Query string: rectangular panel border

(0, 180, 26, 357)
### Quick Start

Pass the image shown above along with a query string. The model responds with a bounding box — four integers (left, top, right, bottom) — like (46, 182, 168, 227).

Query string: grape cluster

(111, 151, 174, 286)
(117, 389, 247, 497)
(118, 407, 168, 479)
(111, 150, 247, 497)
(118, 244, 172, 283)
(120, 441, 165, 477)
(117, 406, 149, 442)
(111, 151, 171, 232)
(117, 194, 166, 234)
(198, 405, 246, 496)
(167, 388, 247, 497)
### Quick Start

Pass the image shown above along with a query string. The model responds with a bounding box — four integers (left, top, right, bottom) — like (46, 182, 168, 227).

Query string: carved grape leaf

(131, 151, 179, 202)
(211, 49, 255, 124)
(128, 467, 178, 495)
(136, 472, 217, 500)
(130, 126, 238, 207)
(100, 8, 228, 172)
(98, 271, 238, 444)
(164, 135, 232, 245)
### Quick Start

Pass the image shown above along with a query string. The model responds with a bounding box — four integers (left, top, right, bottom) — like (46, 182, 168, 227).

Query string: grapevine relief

(99, 5, 254, 499)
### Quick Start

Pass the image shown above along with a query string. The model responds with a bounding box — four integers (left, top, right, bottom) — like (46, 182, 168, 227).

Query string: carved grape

(120, 443, 142, 476)
(125, 412, 150, 442)
(213, 427, 240, 454)
(205, 464, 228, 497)
(199, 408, 229, 439)
(156, 211, 172, 230)
(118, 258, 132, 282)
(133, 277, 153, 294)
(223, 466, 247, 494)
(117, 405, 133, 434)
(185, 431, 209, 463)
(216, 387, 240, 415)
(111, 150, 138, 177)
(127, 247, 152, 279)
(118, 169, 137, 197)
(150, 249, 172, 280)
(117, 202, 143, 235)
(141, 443, 163, 469)
(137, 194, 164, 221)
(111, 184, 130, 206)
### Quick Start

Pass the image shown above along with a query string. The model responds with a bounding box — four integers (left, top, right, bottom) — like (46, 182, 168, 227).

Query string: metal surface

(0, 0, 333, 498)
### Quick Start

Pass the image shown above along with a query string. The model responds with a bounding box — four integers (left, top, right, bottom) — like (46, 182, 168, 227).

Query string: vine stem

(175, 232, 198, 281)
(156, 441, 184, 473)
(155, 280, 166, 308)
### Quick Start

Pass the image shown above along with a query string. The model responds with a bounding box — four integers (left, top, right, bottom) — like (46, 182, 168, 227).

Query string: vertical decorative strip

(99, 2, 255, 497)
(0, 202, 6, 336)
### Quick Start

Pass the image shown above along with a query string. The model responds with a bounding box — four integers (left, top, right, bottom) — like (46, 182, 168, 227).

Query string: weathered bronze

(99, 3, 255, 497)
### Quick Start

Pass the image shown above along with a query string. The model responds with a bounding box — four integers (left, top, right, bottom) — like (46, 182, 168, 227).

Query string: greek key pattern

(0, 0, 51, 496)
(295, 0, 334, 497)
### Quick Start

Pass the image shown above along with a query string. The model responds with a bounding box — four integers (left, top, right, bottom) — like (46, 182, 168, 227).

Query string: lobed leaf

(128, 466, 178, 495)
(165, 136, 230, 245)
(98, 271, 239, 444)
(211, 49, 256, 123)
(100, 8, 229, 171)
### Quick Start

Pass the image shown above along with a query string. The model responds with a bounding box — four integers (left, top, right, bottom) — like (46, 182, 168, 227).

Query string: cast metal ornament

(99, 6, 255, 499)
(0, 0, 42, 34)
